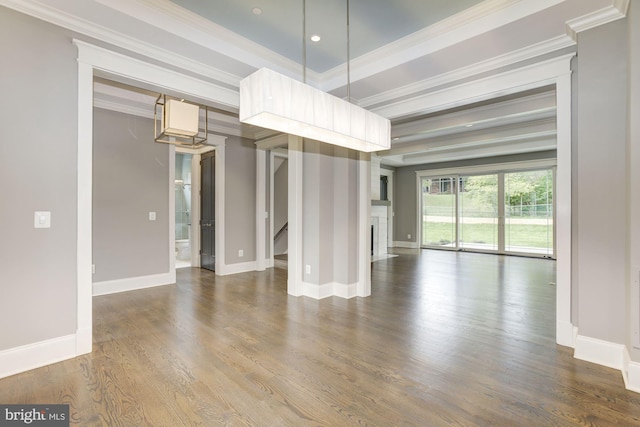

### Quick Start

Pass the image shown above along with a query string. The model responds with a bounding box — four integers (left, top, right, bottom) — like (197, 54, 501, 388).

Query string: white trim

(74, 40, 238, 109)
(359, 35, 574, 109)
(555, 72, 573, 347)
(393, 241, 420, 249)
(0, 334, 77, 380)
(414, 158, 557, 179)
(358, 152, 372, 297)
(93, 0, 305, 82)
(169, 145, 176, 274)
(76, 58, 93, 357)
(72, 41, 233, 377)
(300, 281, 359, 300)
(188, 152, 202, 268)
(373, 54, 575, 120)
(321, 0, 570, 91)
(566, 2, 629, 41)
(627, 361, 640, 393)
(0, 0, 241, 88)
(574, 335, 627, 371)
(93, 272, 175, 296)
(256, 149, 267, 271)
(380, 168, 395, 247)
(214, 140, 226, 274)
(572, 333, 640, 394)
(217, 261, 258, 276)
(287, 135, 304, 296)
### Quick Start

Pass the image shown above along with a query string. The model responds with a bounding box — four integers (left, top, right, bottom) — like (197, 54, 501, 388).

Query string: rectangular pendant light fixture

(239, 68, 390, 152)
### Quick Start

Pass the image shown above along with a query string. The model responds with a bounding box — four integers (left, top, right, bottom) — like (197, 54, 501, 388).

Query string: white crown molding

(373, 53, 575, 120)
(94, 99, 154, 119)
(94, 0, 314, 83)
(359, 35, 575, 109)
(320, 0, 567, 91)
(0, 0, 241, 87)
(566, 0, 630, 41)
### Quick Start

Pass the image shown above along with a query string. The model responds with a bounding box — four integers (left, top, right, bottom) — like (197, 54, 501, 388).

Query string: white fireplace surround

(372, 205, 388, 256)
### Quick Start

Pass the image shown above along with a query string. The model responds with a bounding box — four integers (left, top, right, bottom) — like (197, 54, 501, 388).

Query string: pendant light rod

(302, 0, 307, 84)
(346, 0, 351, 103)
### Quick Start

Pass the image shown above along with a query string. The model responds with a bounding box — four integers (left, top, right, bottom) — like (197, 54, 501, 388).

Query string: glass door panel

(421, 177, 457, 248)
(459, 174, 498, 251)
(505, 170, 554, 256)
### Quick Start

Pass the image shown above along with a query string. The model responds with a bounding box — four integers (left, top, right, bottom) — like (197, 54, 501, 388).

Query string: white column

(256, 149, 266, 271)
(556, 70, 574, 348)
(288, 135, 304, 296)
(358, 152, 372, 297)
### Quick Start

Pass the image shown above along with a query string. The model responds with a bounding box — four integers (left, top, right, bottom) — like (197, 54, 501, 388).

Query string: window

(418, 165, 555, 258)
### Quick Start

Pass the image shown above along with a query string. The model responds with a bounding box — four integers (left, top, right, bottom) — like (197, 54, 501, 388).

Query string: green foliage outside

(421, 171, 554, 251)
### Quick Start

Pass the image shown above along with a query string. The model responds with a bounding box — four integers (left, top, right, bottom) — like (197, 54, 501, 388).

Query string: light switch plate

(34, 211, 51, 228)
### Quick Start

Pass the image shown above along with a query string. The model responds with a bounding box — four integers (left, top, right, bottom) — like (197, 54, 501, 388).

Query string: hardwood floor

(2, 249, 640, 426)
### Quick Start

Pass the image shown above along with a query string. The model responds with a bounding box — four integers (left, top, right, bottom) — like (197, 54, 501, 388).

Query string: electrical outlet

(407, 234, 411, 239)
(149, 212, 156, 221)
(305, 265, 311, 275)
(238, 249, 244, 257)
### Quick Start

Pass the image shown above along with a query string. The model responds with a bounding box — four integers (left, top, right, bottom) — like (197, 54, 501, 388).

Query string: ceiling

(12, 0, 623, 166)
(170, 0, 485, 73)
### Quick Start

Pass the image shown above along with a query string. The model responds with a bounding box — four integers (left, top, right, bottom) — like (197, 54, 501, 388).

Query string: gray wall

(92, 108, 170, 282)
(0, 7, 78, 350)
(574, 18, 628, 344)
(393, 151, 557, 245)
(225, 136, 257, 264)
(303, 141, 358, 285)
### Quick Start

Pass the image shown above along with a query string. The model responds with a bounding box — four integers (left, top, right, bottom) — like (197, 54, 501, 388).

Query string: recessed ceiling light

(392, 137, 400, 141)
(252, 7, 263, 15)
(465, 124, 473, 127)
(310, 34, 321, 42)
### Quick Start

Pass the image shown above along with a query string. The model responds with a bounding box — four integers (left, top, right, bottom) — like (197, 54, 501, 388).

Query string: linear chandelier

(154, 95, 208, 147)
(238, 1, 390, 152)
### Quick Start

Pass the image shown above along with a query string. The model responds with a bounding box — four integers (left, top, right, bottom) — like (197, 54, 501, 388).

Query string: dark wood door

(200, 151, 215, 271)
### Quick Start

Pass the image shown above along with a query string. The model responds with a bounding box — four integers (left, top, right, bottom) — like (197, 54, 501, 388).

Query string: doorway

(175, 152, 193, 268)
(200, 151, 216, 271)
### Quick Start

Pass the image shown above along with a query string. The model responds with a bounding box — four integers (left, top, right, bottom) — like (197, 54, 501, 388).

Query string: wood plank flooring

(2, 249, 640, 426)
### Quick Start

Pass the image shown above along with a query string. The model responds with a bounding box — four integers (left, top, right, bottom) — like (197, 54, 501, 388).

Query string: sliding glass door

(421, 177, 457, 248)
(504, 170, 554, 256)
(459, 174, 499, 252)
(419, 167, 555, 258)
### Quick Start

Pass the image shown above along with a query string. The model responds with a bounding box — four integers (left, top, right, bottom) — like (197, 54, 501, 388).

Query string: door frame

(76, 39, 234, 354)
(269, 148, 289, 268)
(175, 144, 217, 269)
(417, 159, 557, 257)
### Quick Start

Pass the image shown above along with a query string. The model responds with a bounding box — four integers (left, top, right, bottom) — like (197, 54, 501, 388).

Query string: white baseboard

(626, 360, 640, 393)
(0, 334, 77, 379)
(393, 241, 420, 249)
(217, 260, 257, 276)
(574, 335, 626, 370)
(300, 281, 358, 299)
(556, 320, 577, 348)
(93, 271, 175, 296)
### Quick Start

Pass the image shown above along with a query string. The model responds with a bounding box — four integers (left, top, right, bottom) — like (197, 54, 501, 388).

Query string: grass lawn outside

(423, 222, 553, 251)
